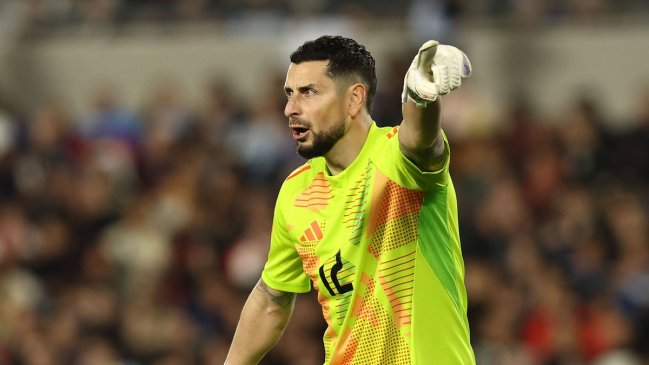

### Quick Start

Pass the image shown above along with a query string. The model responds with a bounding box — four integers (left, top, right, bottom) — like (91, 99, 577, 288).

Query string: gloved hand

(402, 40, 472, 107)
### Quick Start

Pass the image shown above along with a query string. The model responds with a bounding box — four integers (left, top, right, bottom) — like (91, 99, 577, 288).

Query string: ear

(348, 83, 366, 117)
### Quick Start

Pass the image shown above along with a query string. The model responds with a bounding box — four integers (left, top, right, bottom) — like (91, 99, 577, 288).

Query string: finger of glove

(447, 52, 463, 91)
(405, 65, 439, 102)
(433, 65, 450, 95)
(437, 45, 472, 80)
(460, 51, 472, 79)
(416, 40, 439, 78)
(410, 70, 438, 101)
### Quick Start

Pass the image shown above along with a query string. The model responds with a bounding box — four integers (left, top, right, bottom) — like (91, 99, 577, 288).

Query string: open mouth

(290, 125, 310, 140)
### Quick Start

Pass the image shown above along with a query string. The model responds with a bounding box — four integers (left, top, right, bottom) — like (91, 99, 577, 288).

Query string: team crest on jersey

(319, 250, 354, 297)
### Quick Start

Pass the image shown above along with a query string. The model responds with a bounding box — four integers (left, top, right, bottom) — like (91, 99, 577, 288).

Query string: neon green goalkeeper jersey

(262, 123, 475, 365)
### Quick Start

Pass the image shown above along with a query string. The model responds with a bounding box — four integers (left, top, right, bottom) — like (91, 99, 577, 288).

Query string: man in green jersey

(226, 35, 474, 364)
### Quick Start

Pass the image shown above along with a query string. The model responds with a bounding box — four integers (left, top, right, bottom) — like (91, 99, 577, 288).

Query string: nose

(284, 96, 299, 118)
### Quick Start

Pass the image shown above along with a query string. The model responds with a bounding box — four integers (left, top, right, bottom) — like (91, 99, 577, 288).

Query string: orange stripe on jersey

(311, 221, 323, 240)
(294, 172, 332, 211)
(377, 249, 415, 329)
(350, 273, 376, 317)
(366, 170, 424, 238)
(286, 163, 311, 180)
(299, 220, 324, 242)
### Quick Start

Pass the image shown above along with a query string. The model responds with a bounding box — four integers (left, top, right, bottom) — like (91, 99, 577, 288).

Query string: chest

(292, 163, 375, 245)
(286, 165, 426, 280)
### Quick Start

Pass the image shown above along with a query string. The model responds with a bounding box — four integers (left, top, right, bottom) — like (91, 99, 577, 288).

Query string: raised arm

(225, 279, 297, 365)
(398, 40, 472, 171)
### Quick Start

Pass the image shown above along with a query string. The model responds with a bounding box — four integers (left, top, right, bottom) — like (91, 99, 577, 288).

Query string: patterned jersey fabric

(262, 123, 475, 364)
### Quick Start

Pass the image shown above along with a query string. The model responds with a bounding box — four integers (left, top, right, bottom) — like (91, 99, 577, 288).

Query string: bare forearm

(402, 97, 441, 148)
(399, 98, 445, 170)
(226, 279, 296, 365)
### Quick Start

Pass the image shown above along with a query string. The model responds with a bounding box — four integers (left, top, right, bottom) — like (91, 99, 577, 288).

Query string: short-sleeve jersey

(262, 123, 475, 364)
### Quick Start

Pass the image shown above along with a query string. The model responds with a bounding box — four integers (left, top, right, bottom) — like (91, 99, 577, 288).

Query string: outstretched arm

(225, 279, 297, 365)
(398, 41, 472, 171)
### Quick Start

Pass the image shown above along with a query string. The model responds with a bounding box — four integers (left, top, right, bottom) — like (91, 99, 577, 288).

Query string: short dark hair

(290, 35, 377, 113)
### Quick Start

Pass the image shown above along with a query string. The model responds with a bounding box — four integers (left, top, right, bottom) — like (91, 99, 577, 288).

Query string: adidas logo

(300, 220, 323, 242)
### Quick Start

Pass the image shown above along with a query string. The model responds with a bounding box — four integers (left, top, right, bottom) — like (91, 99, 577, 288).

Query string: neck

(324, 114, 373, 175)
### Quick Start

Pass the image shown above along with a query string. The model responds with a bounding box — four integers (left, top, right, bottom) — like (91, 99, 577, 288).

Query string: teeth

(292, 128, 308, 140)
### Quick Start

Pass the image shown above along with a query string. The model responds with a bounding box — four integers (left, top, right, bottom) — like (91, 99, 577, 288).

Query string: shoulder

(352, 123, 399, 160)
(370, 124, 451, 191)
(369, 124, 401, 144)
(365, 124, 402, 160)
(285, 161, 314, 181)
(278, 159, 324, 197)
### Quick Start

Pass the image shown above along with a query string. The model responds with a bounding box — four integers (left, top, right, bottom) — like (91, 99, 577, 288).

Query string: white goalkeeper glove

(402, 40, 472, 107)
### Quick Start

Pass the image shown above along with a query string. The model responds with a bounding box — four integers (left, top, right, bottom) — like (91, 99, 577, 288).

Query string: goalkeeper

(226, 35, 475, 365)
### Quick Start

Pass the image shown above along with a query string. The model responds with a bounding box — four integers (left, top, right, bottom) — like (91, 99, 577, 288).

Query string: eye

(285, 91, 292, 100)
(305, 88, 316, 96)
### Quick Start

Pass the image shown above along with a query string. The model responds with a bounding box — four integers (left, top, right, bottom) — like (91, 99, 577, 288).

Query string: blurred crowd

(0, 48, 648, 364)
(0, 73, 304, 364)
(455, 89, 649, 365)
(5, 0, 649, 34)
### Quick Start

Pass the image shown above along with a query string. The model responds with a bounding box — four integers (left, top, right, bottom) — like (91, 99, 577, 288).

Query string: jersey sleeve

(261, 191, 311, 293)
(374, 127, 451, 191)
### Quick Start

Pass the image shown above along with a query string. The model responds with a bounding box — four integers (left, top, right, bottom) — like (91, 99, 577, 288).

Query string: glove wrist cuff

(402, 86, 436, 108)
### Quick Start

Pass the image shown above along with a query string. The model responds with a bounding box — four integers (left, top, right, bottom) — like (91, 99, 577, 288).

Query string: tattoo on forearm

(256, 280, 296, 311)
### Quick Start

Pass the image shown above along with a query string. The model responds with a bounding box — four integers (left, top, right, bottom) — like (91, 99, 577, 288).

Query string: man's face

(284, 60, 348, 159)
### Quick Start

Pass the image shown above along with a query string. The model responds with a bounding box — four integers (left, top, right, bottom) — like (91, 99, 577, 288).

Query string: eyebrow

(284, 83, 319, 94)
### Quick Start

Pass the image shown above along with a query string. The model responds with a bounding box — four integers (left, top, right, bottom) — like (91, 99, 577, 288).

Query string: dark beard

(297, 121, 345, 159)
